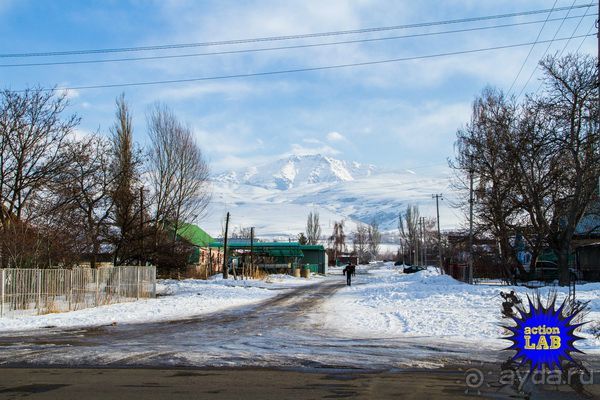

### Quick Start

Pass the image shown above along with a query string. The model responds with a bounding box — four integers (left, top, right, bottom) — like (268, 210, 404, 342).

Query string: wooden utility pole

(468, 156, 475, 284)
(432, 194, 444, 274)
(222, 212, 230, 279)
(250, 227, 255, 278)
(421, 217, 427, 266)
(139, 185, 144, 266)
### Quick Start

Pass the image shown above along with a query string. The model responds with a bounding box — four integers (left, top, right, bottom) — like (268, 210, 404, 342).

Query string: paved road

(1, 366, 599, 399)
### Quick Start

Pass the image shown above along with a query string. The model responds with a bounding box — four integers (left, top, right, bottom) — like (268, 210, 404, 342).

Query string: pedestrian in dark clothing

(343, 264, 356, 286)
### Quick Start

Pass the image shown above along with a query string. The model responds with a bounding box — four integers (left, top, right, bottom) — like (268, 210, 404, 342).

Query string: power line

(2, 14, 595, 68)
(507, 0, 559, 95)
(30, 34, 593, 92)
(515, 0, 578, 100)
(0, 4, 593, 59)
(534, 8, 595, 95)
(559, 1, 593, 55)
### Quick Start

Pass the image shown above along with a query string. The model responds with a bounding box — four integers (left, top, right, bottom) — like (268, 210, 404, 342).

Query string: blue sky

(1, 0, 597, 175)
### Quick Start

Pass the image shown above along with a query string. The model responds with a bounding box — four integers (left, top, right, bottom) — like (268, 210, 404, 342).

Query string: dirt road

(0, 279, 484, 368)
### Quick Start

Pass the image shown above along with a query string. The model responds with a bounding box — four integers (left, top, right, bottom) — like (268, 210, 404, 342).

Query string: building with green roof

(209, 241, 327, 274)
(176, 223, 215, 264)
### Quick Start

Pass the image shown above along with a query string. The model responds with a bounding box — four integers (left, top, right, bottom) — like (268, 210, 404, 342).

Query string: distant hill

(203, 154, 456, 239)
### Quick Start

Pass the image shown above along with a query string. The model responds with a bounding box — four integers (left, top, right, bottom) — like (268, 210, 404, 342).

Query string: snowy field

(321, 263, 600, 354)
(0, 274, 317, 332)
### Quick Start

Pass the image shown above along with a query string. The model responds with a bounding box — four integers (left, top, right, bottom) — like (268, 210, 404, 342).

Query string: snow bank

(0, 275, 315, 333)
(321, 263, 600, 353)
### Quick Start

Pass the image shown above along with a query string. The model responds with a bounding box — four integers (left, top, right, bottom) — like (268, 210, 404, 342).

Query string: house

(208, 241, 328, 274)
(576, 242, 600, 281)
(176, 223, 222, 273)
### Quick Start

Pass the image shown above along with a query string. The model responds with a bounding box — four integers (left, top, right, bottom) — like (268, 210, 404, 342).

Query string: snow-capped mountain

(216, 154, 376, 190)
(204, 154, 456, 239)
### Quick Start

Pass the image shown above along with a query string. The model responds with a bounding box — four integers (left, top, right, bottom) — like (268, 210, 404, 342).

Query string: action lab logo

(503, 293, 587, 371)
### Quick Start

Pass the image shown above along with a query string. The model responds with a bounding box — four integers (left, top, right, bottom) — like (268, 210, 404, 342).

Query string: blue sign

(503, 295, 586, 371)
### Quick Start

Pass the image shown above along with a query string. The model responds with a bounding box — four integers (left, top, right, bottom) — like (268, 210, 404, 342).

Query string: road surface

(0, 276, 598, 398)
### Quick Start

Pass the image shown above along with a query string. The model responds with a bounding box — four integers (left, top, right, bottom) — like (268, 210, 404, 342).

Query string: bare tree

(399, 205, 420, 265)
(451, 87, 521, 276)
(306, 211, 321, 245)
(328, 220, 346, 262)
(0, 87, 79, 267)
(110, 94, 142, 265)
(0, 87, 79, 227)
(147, 103, 211, 270)
(352, 223, 368, 263)
(511, 54, 599, 284)
(367, 221, 381, 260)
(58, 135, 115, 268)
(452, 53, 599, 285)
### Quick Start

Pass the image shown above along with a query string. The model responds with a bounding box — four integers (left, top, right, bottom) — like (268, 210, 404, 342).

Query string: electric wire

(28, 34, 593, 92)
(506, 0, 559, 95)
(0, 3, 592, 58)
(515, 0, 578, 100)
(1, 14, 595, 68)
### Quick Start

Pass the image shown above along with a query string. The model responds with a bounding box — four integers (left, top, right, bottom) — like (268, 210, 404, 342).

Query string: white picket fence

(0, 265, 156, 317)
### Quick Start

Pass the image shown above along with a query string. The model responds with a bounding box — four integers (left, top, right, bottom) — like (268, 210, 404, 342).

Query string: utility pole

(422, 217, 427, 267)
(468, 156, 475, 284)
(222, 212, 230, 279)
(250, 227, 255, 279)
(418, 217, 426, 266)
(139, 185, 144, 266)
(432, 194, 444, 274)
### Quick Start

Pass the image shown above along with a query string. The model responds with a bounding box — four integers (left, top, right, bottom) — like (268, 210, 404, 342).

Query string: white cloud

(287, 143, 340, 157)
(326, 131, 346, 142)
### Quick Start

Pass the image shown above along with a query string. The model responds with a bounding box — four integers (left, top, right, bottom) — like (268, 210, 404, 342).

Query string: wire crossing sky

(1, 0, 597, 176)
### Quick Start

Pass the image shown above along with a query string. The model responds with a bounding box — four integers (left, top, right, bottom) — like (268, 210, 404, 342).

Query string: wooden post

(250, 227, 255, 279)
(222, 212, 230, 279)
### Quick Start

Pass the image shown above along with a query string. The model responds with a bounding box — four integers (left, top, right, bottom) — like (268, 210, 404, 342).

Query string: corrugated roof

(177, 223, 214, 247)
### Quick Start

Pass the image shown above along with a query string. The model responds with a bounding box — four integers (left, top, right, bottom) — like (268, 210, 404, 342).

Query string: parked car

(403, 265, 426, 274)
(528, 261, 580, 282)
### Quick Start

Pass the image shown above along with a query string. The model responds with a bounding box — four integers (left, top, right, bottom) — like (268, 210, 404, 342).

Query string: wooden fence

(0, 266, 156, 317)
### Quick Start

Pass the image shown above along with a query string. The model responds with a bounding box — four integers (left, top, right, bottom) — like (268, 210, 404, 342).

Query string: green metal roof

(209, 241, 307, 258)
(177, 223, 214, 247)
(299, 245, 325, 251)
(209, 241, 304, 249)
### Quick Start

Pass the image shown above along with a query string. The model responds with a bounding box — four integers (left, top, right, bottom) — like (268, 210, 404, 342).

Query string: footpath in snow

(0, 274, 317, 333)
(321, 263, 600, 354)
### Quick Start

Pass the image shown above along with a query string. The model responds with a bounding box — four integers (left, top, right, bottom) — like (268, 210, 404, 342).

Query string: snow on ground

(321, 262, 600, 354)
(0, 274, 318, 333)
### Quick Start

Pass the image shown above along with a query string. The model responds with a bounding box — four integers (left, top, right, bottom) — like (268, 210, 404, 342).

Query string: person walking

(343, 263, 356, 286)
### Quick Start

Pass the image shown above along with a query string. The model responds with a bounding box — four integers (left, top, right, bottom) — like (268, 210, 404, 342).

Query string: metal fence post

(95, 269, 99, 306)
(152, 266, 156, 298)
(36, 269, 42, 314)
(1, 269, 4, 317)
(68, 269, 73, 311)
(117, 267, 121, 302)
(136, 267, 140, 300)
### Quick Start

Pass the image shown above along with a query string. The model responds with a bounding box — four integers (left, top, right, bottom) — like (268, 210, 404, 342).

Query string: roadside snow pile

(0, 275, 314, 333)
(322, 264, 600, 353)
